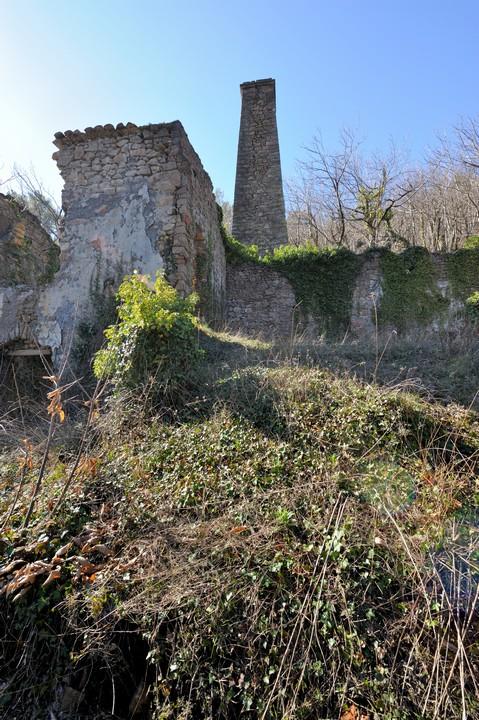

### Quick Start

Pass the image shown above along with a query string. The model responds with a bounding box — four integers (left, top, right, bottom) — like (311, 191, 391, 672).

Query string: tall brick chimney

(232, 78, 288, 255)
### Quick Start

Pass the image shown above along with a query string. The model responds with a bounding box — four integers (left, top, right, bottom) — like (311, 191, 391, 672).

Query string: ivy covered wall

(224, 235, 479, 339)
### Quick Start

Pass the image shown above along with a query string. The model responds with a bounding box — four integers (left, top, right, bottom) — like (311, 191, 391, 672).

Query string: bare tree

(215, 188, 233, 234)
(288, 131, 418, 249)
(294, 130, 358, 247)
(8, 165, 63, 240)
(453, 116, 479, 174)
(393, 165, 479, 251)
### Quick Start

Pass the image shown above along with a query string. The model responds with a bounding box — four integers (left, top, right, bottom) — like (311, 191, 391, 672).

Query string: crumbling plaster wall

(32, 121, 225, 361)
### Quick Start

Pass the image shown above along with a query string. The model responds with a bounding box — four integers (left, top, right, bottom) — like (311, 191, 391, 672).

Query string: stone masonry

(0, 193, 59, 348)
(0, 193, 59, 288)
(226, 263, 298, 338)
(226, 253, 473, 340)
(32, 121, 225, 362)
(232, 79, 288, 255)
(1, 82, 476, 362)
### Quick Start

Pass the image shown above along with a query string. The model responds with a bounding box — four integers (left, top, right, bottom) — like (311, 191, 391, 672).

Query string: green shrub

(93, 273, 202, 395)
(464, 235, 479, 250)
(447, 247, 479, 301)
(466, 291, 479, 322)
(221, 226, 260, 265)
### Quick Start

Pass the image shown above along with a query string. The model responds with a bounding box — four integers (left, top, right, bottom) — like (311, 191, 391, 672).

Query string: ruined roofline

(240, 78, 275, 90)
(52, 120, 185, 148)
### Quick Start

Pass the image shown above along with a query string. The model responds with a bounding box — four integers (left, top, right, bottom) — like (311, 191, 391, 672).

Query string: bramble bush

(93, 273, 202, 395)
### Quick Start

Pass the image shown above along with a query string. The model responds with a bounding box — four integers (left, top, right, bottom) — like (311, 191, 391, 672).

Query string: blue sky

(1, 1, 477, 204)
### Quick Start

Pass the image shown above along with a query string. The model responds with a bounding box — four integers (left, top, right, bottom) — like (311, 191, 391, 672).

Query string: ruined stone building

(0, 78, 477, 369)
(0, 121, 226, 365)
(0, 193, 59, 353)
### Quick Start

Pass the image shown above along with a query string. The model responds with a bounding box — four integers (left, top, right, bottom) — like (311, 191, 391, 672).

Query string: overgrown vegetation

(1, 316, 479, 718)
(224, 231, 363, 336)
(466, 291, 479, 323)
(93, 272, 202, 397)
(447, 246, 479, 303)
(225, 229, 479, 334)
(263, 245, 363, 335)
(378, 247, 448, 329)
(73, 255, 126, 370)
(39, 242, 61, 285)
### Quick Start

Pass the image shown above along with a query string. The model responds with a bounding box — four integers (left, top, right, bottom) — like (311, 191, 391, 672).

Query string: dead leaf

(47, 388, 66, 423)
(43, 569, 61, 587)
(89, 544, 112, 557)
(12, 586, 32, 602)
(341, 706, 357, 720)
(340, 705, 368, 720)
(78, 457, 98, 478)
(230, 526, 248, 534)
(54, 542, 72, 558)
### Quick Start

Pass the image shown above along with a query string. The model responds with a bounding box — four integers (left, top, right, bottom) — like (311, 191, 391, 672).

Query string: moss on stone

(264, 245, 364, 337)
(222, 226, 260, 265)
(446, 247, 479, 302)
(39, 244, 61, 285)
(378, 247, 448, 330)
(222, 226, 364, 337)
(465, 291, 479, 322)
(463, 236, 479, 250)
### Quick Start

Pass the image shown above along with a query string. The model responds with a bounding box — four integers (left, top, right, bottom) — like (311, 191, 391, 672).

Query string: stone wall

(350, 253, 382, 335)
(0, 193, 59, 287)
(226, 250, 478, 340)
(32, 121, 225, 362)
(226, 264, 298, 338)
(0, 193, 59, 348)
(232, 79, 288, 255)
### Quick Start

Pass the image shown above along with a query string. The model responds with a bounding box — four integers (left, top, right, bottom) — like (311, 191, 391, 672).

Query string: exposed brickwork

(232, 79, 288, 255)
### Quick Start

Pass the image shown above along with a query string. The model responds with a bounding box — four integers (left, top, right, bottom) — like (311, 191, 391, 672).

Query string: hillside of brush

(1, 324, 479, 720)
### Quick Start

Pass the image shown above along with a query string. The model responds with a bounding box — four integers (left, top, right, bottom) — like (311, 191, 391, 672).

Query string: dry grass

(0, 333, 478, 719)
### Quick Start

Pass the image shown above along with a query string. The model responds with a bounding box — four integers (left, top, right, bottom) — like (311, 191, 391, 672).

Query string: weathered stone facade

(232, 79, 288, 255)
(350, 253, 383, 335)
(1, 82, 476, 363)
(30, 121, 225, 362)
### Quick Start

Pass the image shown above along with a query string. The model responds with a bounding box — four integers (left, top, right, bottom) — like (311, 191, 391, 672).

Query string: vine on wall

(446, 247, 479, 302)
(223, 227, 363, 336)
(378, 247, 449, 330)
(224, 224, 479, 335)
